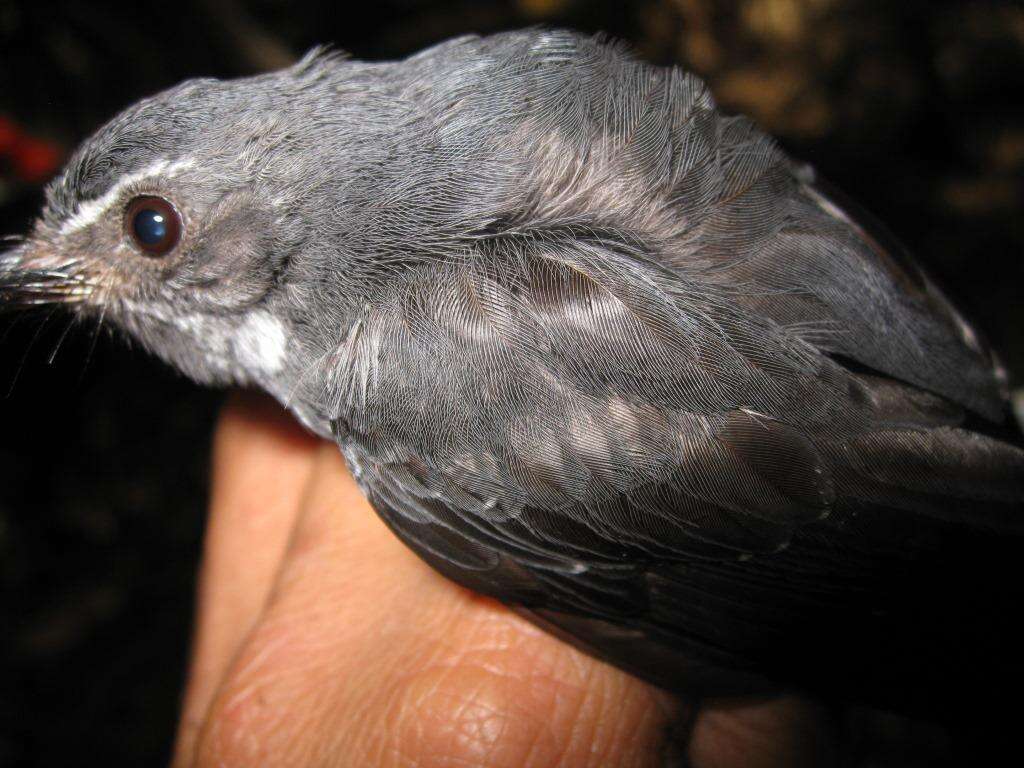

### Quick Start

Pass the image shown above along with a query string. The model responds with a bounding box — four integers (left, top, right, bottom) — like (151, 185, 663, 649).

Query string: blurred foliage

(0, 1, 1021, 765)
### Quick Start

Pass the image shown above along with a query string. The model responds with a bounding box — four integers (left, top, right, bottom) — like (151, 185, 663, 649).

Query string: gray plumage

(3, 29, 1023, 714)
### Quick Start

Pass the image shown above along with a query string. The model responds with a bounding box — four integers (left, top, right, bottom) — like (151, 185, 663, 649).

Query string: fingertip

(214, 390, 318, 464)
(175, 391, 321, 768)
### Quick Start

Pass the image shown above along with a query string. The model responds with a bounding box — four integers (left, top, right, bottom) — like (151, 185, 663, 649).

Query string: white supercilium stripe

(59, 157, 196, 235)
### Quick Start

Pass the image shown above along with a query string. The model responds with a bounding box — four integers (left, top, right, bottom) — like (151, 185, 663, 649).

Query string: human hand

(171, 392, 837, 767)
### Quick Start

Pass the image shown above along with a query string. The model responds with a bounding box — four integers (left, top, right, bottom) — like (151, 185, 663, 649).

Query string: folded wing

(326, 224, 1024, 709)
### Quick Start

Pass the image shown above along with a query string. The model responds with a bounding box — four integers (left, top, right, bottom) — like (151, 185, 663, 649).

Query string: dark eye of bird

(125, 196, 181, 256)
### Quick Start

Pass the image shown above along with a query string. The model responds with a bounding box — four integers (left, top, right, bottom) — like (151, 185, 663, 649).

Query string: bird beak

(0, 238, 90, 309)
(0, 240, 30, 307)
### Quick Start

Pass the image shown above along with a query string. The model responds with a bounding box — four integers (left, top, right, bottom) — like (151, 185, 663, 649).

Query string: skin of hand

(170, 391, 838, 768)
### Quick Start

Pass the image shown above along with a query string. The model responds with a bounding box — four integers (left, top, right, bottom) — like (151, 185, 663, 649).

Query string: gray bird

(3, 29, 1023, 719)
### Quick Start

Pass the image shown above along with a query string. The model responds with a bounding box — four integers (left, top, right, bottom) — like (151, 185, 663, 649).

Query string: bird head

(0, 49, 370, 392)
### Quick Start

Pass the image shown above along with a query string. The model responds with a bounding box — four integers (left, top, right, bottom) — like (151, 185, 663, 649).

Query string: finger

(194, 443, 678, 768)
(172, 390, 319, 768)
(688, 695, 838, 768)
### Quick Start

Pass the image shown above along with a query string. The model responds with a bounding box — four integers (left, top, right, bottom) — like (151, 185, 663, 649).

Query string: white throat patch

(235, 310, 289, 376)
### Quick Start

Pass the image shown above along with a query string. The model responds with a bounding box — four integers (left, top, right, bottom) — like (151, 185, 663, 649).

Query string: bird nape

(3, 29, 1023, 724)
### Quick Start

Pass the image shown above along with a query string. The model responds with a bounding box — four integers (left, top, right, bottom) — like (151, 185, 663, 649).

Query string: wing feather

(326, 226, 1023, 710)
(315, 32, 1023, 709)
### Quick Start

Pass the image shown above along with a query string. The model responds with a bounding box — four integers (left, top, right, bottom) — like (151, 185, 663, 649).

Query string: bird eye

(125, 196, 181, 256)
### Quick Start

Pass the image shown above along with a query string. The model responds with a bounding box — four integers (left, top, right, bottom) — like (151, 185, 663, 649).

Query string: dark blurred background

(0, 1, 1021, 765)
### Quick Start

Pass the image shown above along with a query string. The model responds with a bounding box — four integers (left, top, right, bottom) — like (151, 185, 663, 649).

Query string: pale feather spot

(235, 310, 288, 375)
